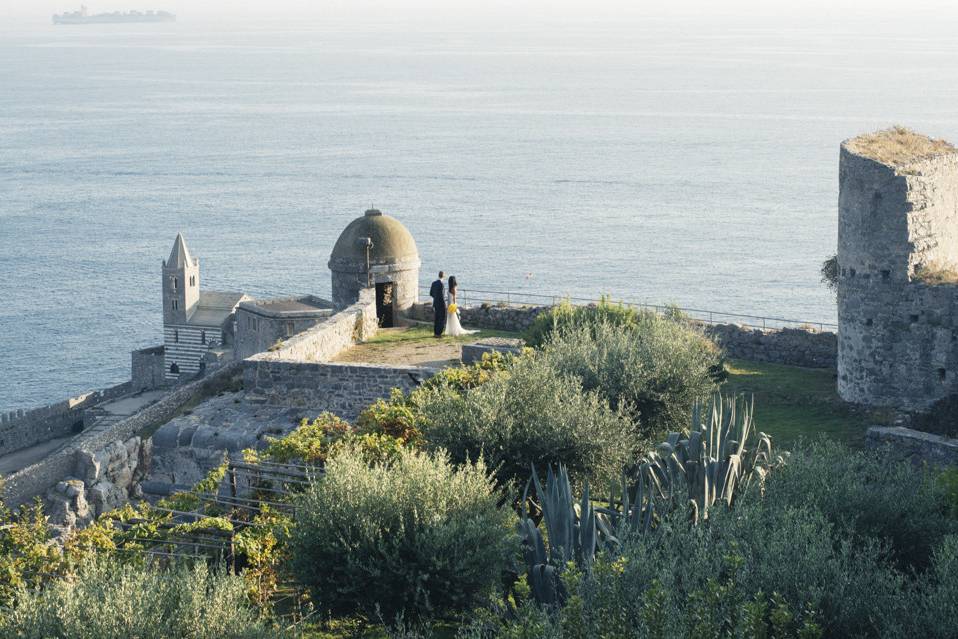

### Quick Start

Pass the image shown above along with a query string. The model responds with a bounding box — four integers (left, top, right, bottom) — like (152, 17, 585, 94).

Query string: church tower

(162, 233, 200, 325)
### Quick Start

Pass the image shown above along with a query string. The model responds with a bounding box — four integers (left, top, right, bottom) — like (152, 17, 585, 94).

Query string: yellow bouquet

(447, 303, 458, 314)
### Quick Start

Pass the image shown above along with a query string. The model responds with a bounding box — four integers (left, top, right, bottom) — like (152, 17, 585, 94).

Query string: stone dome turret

(328, 209, 419, 269)
(328, 209, 421, 315)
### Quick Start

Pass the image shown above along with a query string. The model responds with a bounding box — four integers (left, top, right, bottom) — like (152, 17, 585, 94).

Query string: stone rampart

(247, 289, 377, 364)
(245, 361, 435, 420)
(0, 381, 133, 458)
(241, 287, 396, 418)
(2, 363, 242, 508)
(704, 324, 837, 369)
(866, 426, 958, 466)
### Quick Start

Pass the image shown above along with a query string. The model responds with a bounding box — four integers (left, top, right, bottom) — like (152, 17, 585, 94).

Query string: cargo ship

(53, 5, 175, 24)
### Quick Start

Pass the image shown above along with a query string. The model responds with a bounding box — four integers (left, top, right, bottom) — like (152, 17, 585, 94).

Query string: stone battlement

(0, 381, 133, 458)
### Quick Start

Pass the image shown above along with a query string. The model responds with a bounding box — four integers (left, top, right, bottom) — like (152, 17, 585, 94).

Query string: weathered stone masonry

(0, 381, 132, 457)
(2, 362, 242, 508)
(244, 361, 433, 421)
(242, 288, 434, 420)
(837, 131, 958, 410)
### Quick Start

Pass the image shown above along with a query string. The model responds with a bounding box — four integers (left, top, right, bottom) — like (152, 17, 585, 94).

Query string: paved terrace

(332, 325, 517, 368)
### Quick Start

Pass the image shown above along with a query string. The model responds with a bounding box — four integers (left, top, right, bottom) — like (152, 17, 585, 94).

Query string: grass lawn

(366, 324, 520, 345)
(722, 358, 889, 448)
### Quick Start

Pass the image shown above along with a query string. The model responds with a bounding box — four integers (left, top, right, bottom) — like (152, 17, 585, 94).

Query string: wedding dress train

(445, 296, 477, 336)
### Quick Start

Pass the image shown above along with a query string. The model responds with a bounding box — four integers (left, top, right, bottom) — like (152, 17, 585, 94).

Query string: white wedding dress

(445, 292, 477, 336)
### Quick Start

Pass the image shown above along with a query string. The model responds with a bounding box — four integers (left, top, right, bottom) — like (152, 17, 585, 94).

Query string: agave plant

(518, 465, 618, 605)
(518, 394, 780, 606)
(653, 393, 777, 522)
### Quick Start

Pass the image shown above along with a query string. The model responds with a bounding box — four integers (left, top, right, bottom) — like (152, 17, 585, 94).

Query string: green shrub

(537, 317, 721, 439)
(464, 440, 958, 639)
(471, 500, 919, 638)
(0, 558, 276, 639)
(0, 501, 64, 606)
(761, 440, 958, 569)
(942, 467, 958, 518)
(415, 351, 516, 396)
(523, 298, 639, 348)
(290, 446, 516, 622)
(418, 355, 633, 489)
(357, 389, 424, 444)
(260, 413, 352, 464)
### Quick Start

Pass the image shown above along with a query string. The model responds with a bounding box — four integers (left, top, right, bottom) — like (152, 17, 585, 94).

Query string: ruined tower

(837, 127, 958, 410)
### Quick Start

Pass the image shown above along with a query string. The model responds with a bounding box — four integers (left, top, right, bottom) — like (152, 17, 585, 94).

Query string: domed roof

(329, 209, 420, 269)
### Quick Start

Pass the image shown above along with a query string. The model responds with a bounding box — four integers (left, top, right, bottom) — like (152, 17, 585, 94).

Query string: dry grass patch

(914, 260, 958, 285)
(845, 126, 955, 167)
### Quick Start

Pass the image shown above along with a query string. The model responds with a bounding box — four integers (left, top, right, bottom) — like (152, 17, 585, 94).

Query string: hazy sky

(3, 0, 957, 22)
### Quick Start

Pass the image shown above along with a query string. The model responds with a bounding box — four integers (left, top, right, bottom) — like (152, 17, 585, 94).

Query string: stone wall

(244, 361, 435, 420)
(132, 345, 166, 392)
(234, 296, 334, 360)
(703, 324, 837, 369)
(0, 381, 133, 457)
(406, 302, 551, 333)
(2, 362, 242, 508)
(246, 289, 377, 365)
(240, 287, 401, 419)
(866, 426, 958, 466)
(838, 135, 958, 410)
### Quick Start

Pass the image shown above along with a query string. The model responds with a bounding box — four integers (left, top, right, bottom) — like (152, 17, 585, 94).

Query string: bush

(537, 317, 721, 439)
(463, 440, 958, 639)
(357, 389, 424, 443)
(761, 440, 958, 569)
(0, 558, 276, 639)
(290, 446, 516, 622)
(417, 355, 634, 489)
(523, 298, 639, 348)
(415, 351, 517, 396)
(261, 413, 352, 464)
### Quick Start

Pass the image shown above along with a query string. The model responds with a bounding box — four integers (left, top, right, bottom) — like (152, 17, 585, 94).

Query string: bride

(445, 276, 477, 336)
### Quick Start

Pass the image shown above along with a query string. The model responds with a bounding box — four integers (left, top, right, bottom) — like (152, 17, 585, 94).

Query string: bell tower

(162, 233, 200, 325)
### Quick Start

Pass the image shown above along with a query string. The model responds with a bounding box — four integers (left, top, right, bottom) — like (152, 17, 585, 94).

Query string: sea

(3, 10, 958, 411)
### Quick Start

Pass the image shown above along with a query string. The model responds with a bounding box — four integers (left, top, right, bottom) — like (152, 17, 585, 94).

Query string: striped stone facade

(163, 324, 222, 381)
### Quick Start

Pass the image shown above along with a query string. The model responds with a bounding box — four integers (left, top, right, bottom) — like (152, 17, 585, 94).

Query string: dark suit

(430, 279, 446, 336)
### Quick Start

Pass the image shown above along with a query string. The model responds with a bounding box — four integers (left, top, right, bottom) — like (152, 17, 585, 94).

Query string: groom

(430, 271, 446, 337)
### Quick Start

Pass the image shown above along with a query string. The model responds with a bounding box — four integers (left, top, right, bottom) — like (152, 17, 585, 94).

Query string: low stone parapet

(703, 324, 837, 369)
(462, 338, 525, 364)
(865, 426, 958, 466)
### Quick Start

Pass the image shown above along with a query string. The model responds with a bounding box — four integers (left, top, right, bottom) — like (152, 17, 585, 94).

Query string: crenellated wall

(0, 381, 133, 458)
(2, 362, 242, 508)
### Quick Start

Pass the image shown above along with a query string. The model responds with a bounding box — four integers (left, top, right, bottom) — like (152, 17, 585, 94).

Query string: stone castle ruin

(837, 127, 958, 410)
(7, 131, 958, 522)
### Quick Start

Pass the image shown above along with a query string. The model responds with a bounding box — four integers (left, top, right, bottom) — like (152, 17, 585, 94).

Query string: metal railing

(420, 286, 837, 332)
